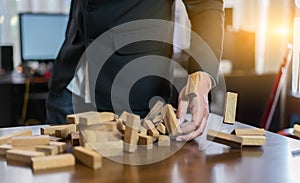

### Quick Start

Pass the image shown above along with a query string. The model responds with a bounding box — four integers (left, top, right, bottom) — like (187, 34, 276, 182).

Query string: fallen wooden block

(103, 121, 117, 132)
(156, 123, 166, 135)
(241, 136, 266, 146)
(54, 124, 77, 138)
(163, 104, 182, 137)
(99, 112, 116, 123)
(49, 141, 66, 153)
(41, 124, 77, 136)
(119, 111, 131, 122)
(158, 135, 170, 147)
(0, 130, 32, 145)
(138, 134, 153, 149)
(73, 146, 102, 169)
(233, 128, 265, 136)
(207, 129, 242, 149)
(71, 132, 80, 146)
(139, 126, 147, 135)
(123, 114, 140, 153)
(12, 135, 50, 146)
(144, 120, 160, 138)
(31, 153, 75, 171)
(35, 145, 59, 156)
(153, 114, 163, 124)
(185, 72, 201, 100)
(6, 149, 45, 164)
(12, 145, 37, 151)
(223, 92, 238, 124)
(293, 124, 300, 137)
(145, 100, 164, 121)
(79, 111, 102, 126)
(66, 114, 77, 124)
(0, 144, 12, 156)
(89, 141, 124, 157)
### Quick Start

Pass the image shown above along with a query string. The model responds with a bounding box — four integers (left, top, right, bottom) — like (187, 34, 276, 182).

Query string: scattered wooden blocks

(6, 149, 45, 164)
(207, 129, 242, 149)
(35, 145, 59, 156)
(0, 130, 32, 145)
(163, 104, 182, 137)
(123, 114, 140, 153)
(233, 128, 265, 136)
(185, 72, 201, 100)
(31, 153, 75, 171)
(293, 124, 300, 138)
(223, 92, 238, 124)
(12, 135, 50, 146)
(158, 135, 170, 147)
(54, 124, 77, 139)
(145, 100, 164, 121)
(0, 144, 12, 156)
(143, 120, 160, 138)
(73, 146, 102, 169)
(41, 124, 77, 136)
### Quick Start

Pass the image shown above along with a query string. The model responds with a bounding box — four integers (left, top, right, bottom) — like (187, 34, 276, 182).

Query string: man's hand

(176, 72, 212, 141)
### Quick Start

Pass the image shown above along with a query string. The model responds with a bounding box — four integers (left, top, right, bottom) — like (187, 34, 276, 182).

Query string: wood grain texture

(223, 92, 238, 124)
(12, 135, 50, 146)
(163, 104, 182, 137)
(0, 144, 12, 155)
(49, 141, 66, 153)
(0, 130, 32, 145)
(233, 128, 265, 136)
(6, 149, 45, 163)
(35, 145, 59, 156)
(73, 146, 102, 169)
(31, 153, 75, 171)
(41, 124, 77, 136)
(185, 72, 201, 100)
(79, 111, 102, 126)
(156, 123, 166, 135)
(241, 136, 266, 146)
(207, 129, 242, 148)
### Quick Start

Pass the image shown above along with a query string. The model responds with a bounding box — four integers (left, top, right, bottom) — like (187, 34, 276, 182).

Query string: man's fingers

(176, 116, 208, 141)
(177, 99, 189, 125)
(180, 122, 196, 134)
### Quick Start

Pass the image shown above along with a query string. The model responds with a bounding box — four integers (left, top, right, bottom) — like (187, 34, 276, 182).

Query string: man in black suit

(47, 0, 224, 141)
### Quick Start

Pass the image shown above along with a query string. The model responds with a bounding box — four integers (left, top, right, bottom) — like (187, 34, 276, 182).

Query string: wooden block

(66, 114, 77, 124)
(144, 120, 160, 138)
(145, 100, 164, 121)
(125, 113, 141, 130)
(0, 144, 12, 156)
(6, 149, 45, 163)
(98, 112, 116, 123)
(241, 136, 266, 146)
(116, 119, 125, 134)
(0, 130, 32, 145)
(35, 145, 59, 156)
(41, 124, 77, 136)
(31, 153, 75, 171)
(89, 141, 124, 157)
(158, 135, 170, 147)
(185, 72, 201, 99)
(103, 121, 117, 131)
(156, 123, 166, 135)
(233, 128, 265, 136)
(207, 129, 242, 148)
(139, 126, 147, 135)
(124, 126, 139, 153)
(49, 141, 66, 153)
(163, 104, 182, 137)
(294, 124, 300, 132)
(71, 132, 80, 146)
(119, 111, 131, 122)
(153, 114, 163, 124)
(79, 111, 102, 126)
(12, 135, 50, 146)
(54, 124, 77, 138)
(13, 145, 37, 151)
(138, 134, 153, 149)
(73, 146, 102, 169)
(223, 92, 238, 124)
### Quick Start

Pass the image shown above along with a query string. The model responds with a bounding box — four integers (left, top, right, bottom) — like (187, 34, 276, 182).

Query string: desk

(1, 114, 300, 183)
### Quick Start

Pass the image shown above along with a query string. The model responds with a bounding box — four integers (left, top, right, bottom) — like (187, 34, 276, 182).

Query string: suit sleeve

(184, 0, 224, 83)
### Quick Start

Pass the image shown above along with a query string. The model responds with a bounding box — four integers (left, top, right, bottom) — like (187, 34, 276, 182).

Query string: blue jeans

(46, 89, 94, 124)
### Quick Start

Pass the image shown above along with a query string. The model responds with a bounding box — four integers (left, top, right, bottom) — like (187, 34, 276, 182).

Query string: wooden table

(1, 114, 300, 183)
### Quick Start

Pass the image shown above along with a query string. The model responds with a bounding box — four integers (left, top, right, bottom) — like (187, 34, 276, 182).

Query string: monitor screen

(19, 13, 69, 62)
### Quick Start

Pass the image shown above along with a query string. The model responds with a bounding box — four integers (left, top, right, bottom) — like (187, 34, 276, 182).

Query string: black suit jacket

(49, 0, 224, 112)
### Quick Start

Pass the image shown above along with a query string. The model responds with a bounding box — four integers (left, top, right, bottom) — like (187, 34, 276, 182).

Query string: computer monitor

(19, 13, 69, 63)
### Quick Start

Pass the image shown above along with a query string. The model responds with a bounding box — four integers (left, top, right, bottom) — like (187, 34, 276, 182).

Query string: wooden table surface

(1, 114, 300, 183)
